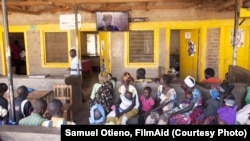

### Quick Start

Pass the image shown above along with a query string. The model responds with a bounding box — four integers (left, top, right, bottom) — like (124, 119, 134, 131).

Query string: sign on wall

(59, 14, 81, 30)
(231, 29, 244, 48)
(185, 32, 191, 39)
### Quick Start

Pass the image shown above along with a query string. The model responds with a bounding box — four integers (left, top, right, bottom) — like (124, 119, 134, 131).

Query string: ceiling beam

(0, 0, 238, 15)
(218, 0, 244, 12)
(49, 0, 75, 8)
(74, 0, 166, 4)
(0, 1, 50, 6)
(7, 7, 40, 15)
(78, 6, 94, 13)
(96, 3, 196, 11)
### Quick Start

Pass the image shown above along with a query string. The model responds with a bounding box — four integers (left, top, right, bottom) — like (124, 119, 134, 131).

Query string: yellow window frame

(40, 29, 71, 68)
(125, 29, 159, 68)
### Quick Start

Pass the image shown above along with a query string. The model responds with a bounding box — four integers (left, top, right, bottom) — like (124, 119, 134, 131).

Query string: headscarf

(210, 88, 219, 100)
(98, 71, 111, 84)
(89, 104, 106, 125)
(184, 75, 195, 88)
(220, 82, 234, 94)
(217, 106, 236, 125)
(245, 86, 250, 104)
(224, 99, 235, 107)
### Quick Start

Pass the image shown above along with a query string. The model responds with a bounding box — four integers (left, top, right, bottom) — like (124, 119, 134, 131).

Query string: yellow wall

(1, 18, 250, 80)
(99, 32, 111, 73)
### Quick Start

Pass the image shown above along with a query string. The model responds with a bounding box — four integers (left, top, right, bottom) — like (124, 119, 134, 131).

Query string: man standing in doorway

(68, 49, 82, 76)
(66, 49, 86, 103)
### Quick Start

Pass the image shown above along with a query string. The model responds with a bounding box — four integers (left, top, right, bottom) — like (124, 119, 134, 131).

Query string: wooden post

(1, 0, 15, 123)
(233, 0, 240, 66)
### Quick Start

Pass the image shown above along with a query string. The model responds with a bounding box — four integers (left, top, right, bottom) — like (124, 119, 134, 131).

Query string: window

(125, 29, 159, 68)
(81, 32, 99, 56)
(45, 32, 68, 63)
(129, 30, 154, 62)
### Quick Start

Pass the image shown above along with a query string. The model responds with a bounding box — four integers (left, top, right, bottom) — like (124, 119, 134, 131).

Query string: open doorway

(9, 32, 26, 75)
(170, 30, 180, 73)
(170, 29, 199, 80)
(80, 31, 100, 72)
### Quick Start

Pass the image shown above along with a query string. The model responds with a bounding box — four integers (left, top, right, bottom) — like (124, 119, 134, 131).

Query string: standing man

(11, 40, 22, 74)
(68, 49, 82, 76)
(66, 48, 86, 104)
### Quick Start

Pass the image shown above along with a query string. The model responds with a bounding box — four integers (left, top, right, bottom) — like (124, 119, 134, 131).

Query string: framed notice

(60, 14, 81, 30)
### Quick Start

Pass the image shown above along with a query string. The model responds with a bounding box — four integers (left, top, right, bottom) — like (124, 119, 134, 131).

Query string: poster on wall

(185, 32, 191, 39)
(59, 14, 81, 30)
(231, 29, 244, 48)
(188, 39, 196, 56)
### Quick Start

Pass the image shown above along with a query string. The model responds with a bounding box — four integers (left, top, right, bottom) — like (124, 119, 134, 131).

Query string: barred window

(129, 30, 154, 63)
(45, 32, 68, 63)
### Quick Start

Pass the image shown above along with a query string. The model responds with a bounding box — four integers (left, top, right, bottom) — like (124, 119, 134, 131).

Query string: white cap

(184, 75, 195, 88)
(224, 99, 235, 106)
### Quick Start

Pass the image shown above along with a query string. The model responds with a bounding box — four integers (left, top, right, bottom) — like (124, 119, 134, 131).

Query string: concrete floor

(73, 71, 99, 125)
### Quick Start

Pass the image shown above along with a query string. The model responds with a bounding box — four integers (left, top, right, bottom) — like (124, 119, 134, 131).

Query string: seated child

(138, 86, 155, 124)
(173, 91, 193, 113)
(106, 91, 133, 124)
(180, 91, 193, 108)
(12, 85, 33, 124)
(89, 104, 106, 125)
(116, 91, 133, 115)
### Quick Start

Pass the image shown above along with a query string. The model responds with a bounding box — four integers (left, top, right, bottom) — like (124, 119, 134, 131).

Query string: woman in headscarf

(89, 71, 114, 114)
(145, 74, 177, 125)
(236, 86, 250, 125)
(169, 75, 203, 125)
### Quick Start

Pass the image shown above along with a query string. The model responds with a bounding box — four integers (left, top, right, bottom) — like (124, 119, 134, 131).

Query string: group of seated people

(0, 83, 75, 127)
(1, 67, 249, 126)
(88, 67, 250, 125)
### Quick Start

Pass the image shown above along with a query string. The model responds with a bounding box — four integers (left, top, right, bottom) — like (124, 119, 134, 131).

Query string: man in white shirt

(68, 49, 82, 76)
(67, 49, 86, 103)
